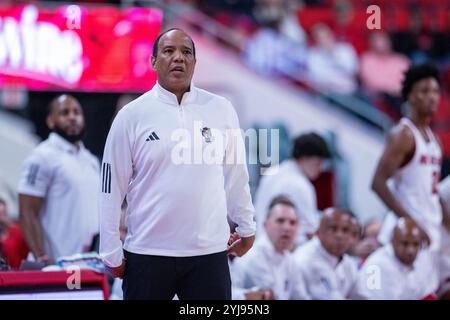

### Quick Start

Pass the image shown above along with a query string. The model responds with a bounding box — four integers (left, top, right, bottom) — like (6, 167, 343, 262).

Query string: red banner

(0, 5, 162, 92)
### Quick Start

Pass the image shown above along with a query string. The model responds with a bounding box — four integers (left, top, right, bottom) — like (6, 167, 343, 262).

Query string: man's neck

(174, 92, 184, 104)
(409, 112, 431, 129)
(159, 82, 190, 105)
(53, 132, 81, 150)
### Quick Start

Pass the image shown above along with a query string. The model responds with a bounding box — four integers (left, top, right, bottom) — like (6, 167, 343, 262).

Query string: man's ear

(151, 56, 157, 70)
(46, 115, 54, 130)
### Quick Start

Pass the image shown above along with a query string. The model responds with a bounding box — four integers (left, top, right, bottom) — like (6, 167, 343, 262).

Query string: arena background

(0, 0, 449, 299)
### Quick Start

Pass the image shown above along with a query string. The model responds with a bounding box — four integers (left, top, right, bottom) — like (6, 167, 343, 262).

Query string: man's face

(301, 156, 325, 181)
(318, 211, 352, 258)
(47, 96, 85, 143)
(392, 228, 421, 266)
(408, 77, 440, 118)
(151, 30, 196, 94)
(264, 204, 298, 252)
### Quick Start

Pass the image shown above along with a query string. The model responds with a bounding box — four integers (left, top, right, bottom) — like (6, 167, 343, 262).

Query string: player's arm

(18, 194, 50, 264)
(371, 125, 415, 220)
(17, 153, 53, 264)
(441, 197, 450, 232)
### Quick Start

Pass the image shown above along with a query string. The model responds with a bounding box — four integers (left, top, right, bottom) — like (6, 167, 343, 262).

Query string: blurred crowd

(0, 0, 449, 300)
(195, 0, 450, 120)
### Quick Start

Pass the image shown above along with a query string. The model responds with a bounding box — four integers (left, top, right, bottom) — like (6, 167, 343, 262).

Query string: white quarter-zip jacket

(99, 83, 256, 267)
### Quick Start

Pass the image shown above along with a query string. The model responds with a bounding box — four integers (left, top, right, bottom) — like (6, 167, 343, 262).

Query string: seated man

(294, 208, 357, 299)
(232, 196, 308, 300)
(354, 217, 438, 300)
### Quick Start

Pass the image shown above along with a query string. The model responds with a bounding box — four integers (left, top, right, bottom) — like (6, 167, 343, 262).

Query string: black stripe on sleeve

(27, 164, 40, 186)
(107, 163, 111, 194)
(26, 164, 33, 185)
(102, 163, 106, 193)
(101, 162, 112, 194)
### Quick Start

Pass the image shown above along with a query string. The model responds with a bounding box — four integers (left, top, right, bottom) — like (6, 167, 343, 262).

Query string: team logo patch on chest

(201, 127, 214, 143)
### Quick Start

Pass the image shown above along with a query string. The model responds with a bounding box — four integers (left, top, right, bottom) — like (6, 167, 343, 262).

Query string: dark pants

(122, 250, 231, 300)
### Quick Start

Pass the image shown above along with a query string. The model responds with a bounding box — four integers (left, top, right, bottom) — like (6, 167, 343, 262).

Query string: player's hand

(227, 235, 255, 257)
(105, 259, 126, 278)
(228, 232, 240, 246)
(244, 288, 274, 300)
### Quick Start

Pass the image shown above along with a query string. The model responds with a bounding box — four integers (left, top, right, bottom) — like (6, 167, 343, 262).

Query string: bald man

(18, 94, 100, 264)
(353, 217, 438, 299)
(293, 208, 358, 299)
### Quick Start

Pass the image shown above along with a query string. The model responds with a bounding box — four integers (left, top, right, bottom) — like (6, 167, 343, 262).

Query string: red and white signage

(0, 5, 162, 92)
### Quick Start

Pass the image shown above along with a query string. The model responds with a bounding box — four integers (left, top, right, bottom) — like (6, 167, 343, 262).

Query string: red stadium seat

(435, 7, 449, 32)
(297, 7, 335, 33)
(391, 8, 410, 31)
(432, 91, 450, 157)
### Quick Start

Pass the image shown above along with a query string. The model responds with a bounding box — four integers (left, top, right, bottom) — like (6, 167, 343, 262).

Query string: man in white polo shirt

(354, 217, 438, 300)
(294, 208, 357, 299)
(99, 28, 256, 300)
(18, 95, 100, 265)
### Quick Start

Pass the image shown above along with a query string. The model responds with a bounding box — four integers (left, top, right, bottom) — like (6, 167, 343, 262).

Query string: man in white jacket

(354, 217, 438, 300)
(231, 196, 308, 300)
(99, 28, 256, 300)
(294, 208, 357, 299)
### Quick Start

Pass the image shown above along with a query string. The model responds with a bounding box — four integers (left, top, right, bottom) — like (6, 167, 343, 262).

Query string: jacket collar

(153, 81, 198, 106)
